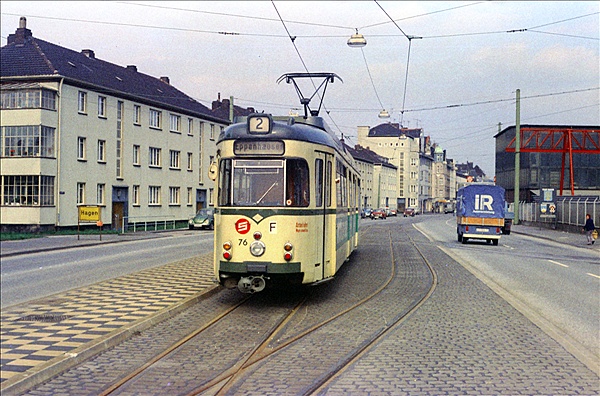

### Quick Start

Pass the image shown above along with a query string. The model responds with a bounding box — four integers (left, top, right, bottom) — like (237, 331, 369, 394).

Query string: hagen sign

(78, 206, 101, 222)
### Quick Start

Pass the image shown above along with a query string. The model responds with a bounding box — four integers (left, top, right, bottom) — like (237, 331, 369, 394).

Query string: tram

(210, 73, 360, 293)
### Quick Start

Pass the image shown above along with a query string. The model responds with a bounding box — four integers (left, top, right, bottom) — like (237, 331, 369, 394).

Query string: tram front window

(228, 159, 309, 207)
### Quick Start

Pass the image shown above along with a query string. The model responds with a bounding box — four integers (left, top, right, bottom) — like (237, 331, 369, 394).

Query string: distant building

(455, 161, 486, 182)
(358, 123, 422, 210)
(431, 145, 457, 212)
(345, 144, 396, 209)
(495, 124, 600, 202)
(1, 18, 228, 231)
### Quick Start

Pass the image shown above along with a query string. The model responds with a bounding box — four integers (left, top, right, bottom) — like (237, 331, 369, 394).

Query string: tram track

(95, 222, 436, 396)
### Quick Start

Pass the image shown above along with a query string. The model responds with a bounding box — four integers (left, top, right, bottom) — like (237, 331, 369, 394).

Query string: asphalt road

(414, 215, 600, 369)
(1, 231, 214, 307)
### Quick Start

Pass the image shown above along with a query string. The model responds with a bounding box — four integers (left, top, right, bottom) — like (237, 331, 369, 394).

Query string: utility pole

(514, 89, 521, 225)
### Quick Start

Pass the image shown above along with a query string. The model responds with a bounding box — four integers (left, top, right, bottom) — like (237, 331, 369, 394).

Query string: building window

(209, 188, 214, 205)
(148, 186, 161, 205)
(187, 152, 193, 171)
(169, 150, 180, 169)
(149, 147, 161, 167)
(169, 186, 180, 205)
(0, 89, 55, 110)
(133, 145, 140, 166)
(98, 96, 107, 118)
(1, 125, 55, 157)
(210, 124, 215, 140)
(78, 91, 87, 113)
(187, 187, 193, 205)
(149, 109, 161, 129)
(170, 114, 181, 133)
(188, 118, 194, 136)
(2, 175, 54, 206)
(77, 182, 86, 204)
(97, 140, 106, 162)
(133, 105, 141, 125)
(132, 185, 140, 206)
(116, 101, 124, 179)
(97, 183, 105, 205)
(77, 137, 86, 160)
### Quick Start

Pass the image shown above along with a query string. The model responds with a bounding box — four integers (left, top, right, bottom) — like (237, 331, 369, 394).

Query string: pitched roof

(344, 143, 396, 169)
(369, 123, 422, 139)
(1, 22, 226, 123)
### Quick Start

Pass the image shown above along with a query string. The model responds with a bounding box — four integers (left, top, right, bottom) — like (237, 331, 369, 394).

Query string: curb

(1, 284, 222, 395)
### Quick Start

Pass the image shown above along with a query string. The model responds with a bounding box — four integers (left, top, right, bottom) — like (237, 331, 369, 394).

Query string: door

(112, 186, 128, 231)
(315, 153, 333, 280)
(112, 202, 124, 231)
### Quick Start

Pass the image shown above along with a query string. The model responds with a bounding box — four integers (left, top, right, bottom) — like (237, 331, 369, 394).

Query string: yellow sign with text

(78, 206, 101, 222)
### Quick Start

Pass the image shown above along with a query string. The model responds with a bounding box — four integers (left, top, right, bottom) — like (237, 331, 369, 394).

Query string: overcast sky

(2, 1, 598, 176)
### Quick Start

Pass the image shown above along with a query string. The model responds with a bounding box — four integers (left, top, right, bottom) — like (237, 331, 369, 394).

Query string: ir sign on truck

(235, 218, 250, 234)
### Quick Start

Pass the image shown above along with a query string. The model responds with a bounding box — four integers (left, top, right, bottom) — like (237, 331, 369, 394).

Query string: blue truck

(456, 183, 506, 246)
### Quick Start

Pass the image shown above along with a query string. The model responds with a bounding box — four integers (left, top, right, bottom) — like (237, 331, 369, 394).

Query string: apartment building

(1, 18, 228, 231)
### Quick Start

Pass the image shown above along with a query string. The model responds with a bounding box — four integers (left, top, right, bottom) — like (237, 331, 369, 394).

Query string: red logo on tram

(235, 219, 251, 234)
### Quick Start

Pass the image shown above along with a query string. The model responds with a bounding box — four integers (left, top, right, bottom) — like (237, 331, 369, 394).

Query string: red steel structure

(505, 127, 600, 196)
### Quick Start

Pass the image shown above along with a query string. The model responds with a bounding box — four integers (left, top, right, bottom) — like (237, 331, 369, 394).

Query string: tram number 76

(239, 239, 248, 246)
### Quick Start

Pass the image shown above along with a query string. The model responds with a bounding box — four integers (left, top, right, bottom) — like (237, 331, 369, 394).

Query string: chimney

(126, 65, 137, 72)
(8, 17, 32, 45)
(81, 49, 95, 58)
(160, 76, 170, 85)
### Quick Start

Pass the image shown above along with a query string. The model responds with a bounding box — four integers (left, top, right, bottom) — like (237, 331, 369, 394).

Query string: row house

(1, 18, 228, 231)
(345, 144, 397, 210)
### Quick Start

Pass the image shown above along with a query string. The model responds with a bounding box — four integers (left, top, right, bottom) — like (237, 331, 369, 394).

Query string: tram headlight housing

(283, 242, 293, 261)
(250, 240, 266, 257)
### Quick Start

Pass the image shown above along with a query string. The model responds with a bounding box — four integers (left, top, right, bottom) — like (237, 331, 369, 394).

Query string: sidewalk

(0, 229, 182, 257)
(510, 223, 599, 249)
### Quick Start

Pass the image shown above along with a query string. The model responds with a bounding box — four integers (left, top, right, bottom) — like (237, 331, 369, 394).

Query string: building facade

(495, 124, 600, 202)
(1, 18, 228, 231)
(357, 123, 422, 211)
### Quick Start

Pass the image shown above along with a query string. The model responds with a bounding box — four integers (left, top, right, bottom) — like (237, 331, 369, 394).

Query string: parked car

(403, 208, 415, 217)
(389, 209, 397, 216)
(370, 208, 387, 220)
(189, 208, 214, 230)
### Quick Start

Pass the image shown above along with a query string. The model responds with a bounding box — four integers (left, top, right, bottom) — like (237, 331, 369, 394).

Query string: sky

(2, 1, 598, 176)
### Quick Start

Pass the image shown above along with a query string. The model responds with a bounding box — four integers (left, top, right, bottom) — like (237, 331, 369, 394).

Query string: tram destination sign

(234, 140, 285, 156)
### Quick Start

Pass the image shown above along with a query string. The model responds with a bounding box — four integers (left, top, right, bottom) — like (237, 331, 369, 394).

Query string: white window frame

(98, 96, 106, 118)
(78, 91, 87, 113)
(169, 150, 180, 169)
(132, 185, 140, 206)
(149, 109, 161, 129)
(169, 186, 180, 205)
(97, 139, 106, 163)
(170, 114, 181, 133)
(187, 152, 193, 171)
(77, 182, 85, 204)
(149, 147, 161, 167)
(97, 183, 105, 205)
(187, 118, 194, 136)
(148, 186, 161, 205)
(77, 137, 86, 160)
(133, 144, 140, 166)
(133, 105, 141, 125)
(187, 187, 193, 206)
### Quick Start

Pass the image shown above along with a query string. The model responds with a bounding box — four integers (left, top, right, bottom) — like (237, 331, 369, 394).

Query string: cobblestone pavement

(2, 221, 599, 395)
(319, 224, 599, 395)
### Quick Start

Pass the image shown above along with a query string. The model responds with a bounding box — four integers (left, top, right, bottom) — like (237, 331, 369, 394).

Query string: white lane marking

(586, 273, 600, 279)
(548, 259, 569, 268)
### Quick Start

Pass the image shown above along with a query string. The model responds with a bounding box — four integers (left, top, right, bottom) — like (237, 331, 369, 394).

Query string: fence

(515, 196, 600, 230)
(121, 215, 178, 233)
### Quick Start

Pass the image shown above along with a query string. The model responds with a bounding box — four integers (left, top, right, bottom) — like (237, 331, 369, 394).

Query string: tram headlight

(250, 240, 266, 257)
(284, 251, 293, 261)
(284, 242, 293, 251)
(223, 241, 232, 250)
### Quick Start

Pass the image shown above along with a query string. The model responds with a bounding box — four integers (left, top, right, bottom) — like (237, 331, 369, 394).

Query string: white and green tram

(211, 113, 360, 293)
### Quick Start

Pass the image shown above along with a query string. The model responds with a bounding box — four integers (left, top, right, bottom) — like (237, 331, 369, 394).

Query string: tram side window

(315, 159, 323, 207)
(286, 159, 309, 207)
(326, 161, 332, 207)
(218, 159, 232, 206)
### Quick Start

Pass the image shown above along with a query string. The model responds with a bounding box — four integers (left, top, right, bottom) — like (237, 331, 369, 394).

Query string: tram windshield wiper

(256, 182, 278, 205)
